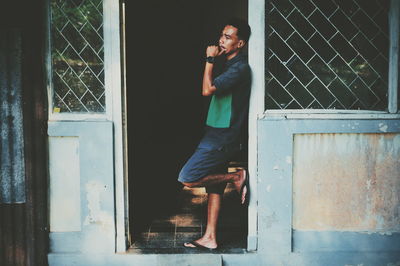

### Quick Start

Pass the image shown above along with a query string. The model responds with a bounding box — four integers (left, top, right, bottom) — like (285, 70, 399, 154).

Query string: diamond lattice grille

(266, 0, 389, 110)
(51, 0, 105, 113)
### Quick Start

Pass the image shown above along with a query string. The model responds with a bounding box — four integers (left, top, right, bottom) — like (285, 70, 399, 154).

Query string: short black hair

(225, 18, 251, 43)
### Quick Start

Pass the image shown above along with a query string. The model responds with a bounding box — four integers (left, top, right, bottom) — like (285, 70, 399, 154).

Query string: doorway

(125, 0, 248, 252)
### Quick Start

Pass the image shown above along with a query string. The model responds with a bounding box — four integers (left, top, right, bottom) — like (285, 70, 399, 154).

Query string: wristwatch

(206, 56, 215, 64)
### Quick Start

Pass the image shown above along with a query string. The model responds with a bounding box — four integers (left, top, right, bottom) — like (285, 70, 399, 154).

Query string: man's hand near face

(206, 45, 224, 57)
(202, 46, 225, 96)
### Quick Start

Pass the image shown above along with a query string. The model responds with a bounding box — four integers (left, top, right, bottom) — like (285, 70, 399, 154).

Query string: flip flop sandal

(184, 241, 218, 251)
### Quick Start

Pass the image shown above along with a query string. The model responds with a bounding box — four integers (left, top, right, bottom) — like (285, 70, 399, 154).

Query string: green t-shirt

(206, 54, 251, 133)
(206, 93, 232, 128)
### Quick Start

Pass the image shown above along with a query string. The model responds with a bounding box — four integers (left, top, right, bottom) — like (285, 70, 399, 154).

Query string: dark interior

(125, 0, 248, 244)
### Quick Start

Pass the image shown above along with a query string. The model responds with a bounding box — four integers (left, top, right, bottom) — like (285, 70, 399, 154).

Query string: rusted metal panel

(293, 133, 400, 232)
(22, 1, 49, 263)
(0, 29, 26, 204)
(0, 204, 27, 266)
(0, 1, 48, 265)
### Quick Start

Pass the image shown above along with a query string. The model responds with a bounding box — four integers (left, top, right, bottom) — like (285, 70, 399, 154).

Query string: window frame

(248, 0, 266, 251)
(388, 0, 399, 114)
(45, 0, 126, 253)
(263, 0, 400, 115)
(46, 0, 114, 121)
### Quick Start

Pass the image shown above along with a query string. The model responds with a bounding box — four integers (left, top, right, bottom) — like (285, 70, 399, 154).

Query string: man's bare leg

(182, 168, 247, 204)
(184, 193, 221, 249)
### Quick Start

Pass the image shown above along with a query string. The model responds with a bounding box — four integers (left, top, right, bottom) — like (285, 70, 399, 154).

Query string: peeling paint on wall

(81, 180, 114, 253)
(265, 211, 278, 228)
(379, 123, 388, 132)
(84, 181, 113, 229)
(293, 133, 400, 232)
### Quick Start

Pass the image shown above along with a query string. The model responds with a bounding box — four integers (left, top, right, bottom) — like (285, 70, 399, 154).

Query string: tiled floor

(129, 169, 248, 254)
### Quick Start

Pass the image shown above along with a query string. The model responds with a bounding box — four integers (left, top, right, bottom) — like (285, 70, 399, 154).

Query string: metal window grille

(265, 0, 390, 110)
(50, 0, 105, 113)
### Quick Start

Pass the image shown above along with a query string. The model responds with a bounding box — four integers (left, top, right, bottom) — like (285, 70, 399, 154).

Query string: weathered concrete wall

(49, 137, 81, 232)
(48, 122, 115, 254)
(257, 117, 400, 265)
(293, 133, 400, 232)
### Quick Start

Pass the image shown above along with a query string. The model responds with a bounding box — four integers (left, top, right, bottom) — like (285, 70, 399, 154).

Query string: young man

(178, 18, 251, 250)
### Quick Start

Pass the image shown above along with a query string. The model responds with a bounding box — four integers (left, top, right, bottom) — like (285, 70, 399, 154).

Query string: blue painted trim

(50, 232, 82, 253)
(247, 235, 258, 251)
(293, 231, 400, 252)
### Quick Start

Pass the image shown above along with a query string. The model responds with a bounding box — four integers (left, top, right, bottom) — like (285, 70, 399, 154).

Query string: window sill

(260, 109, 400, 120)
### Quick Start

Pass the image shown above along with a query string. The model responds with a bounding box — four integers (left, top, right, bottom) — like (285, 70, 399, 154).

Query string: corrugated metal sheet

(0, 1, 48, 265)
(0, 28, 26, 204)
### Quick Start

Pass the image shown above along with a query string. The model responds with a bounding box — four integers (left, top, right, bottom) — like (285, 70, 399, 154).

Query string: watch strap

(206, 56, 215, 64)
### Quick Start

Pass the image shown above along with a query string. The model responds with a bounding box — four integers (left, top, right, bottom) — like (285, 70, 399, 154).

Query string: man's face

(219, 25, 244, 55)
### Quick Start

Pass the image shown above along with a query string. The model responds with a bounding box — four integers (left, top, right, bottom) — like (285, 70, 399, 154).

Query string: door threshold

(127, 246, 248, 254)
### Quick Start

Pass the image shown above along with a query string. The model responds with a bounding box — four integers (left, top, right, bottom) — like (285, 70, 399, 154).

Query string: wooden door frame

(247, 0, 265, 251)
(116, 0, 266, 252)
(25, 0, 49, 264)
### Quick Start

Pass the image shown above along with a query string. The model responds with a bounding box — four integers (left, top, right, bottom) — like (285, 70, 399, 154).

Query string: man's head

(219, 18, 251, 57)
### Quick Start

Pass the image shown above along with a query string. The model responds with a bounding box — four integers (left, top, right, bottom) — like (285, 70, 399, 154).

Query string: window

(50, 0, 105, 113)
(265, 0, 394, 111)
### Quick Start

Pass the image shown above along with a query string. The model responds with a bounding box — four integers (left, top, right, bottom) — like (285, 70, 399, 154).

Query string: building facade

(1, 0, 400, 265)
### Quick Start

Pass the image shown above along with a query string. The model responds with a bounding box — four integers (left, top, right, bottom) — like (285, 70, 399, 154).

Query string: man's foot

(184, 236, 217, 250)
(233, 168, 247, 204)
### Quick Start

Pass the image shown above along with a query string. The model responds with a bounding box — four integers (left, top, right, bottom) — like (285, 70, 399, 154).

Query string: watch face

(206, 56, 215, 63)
